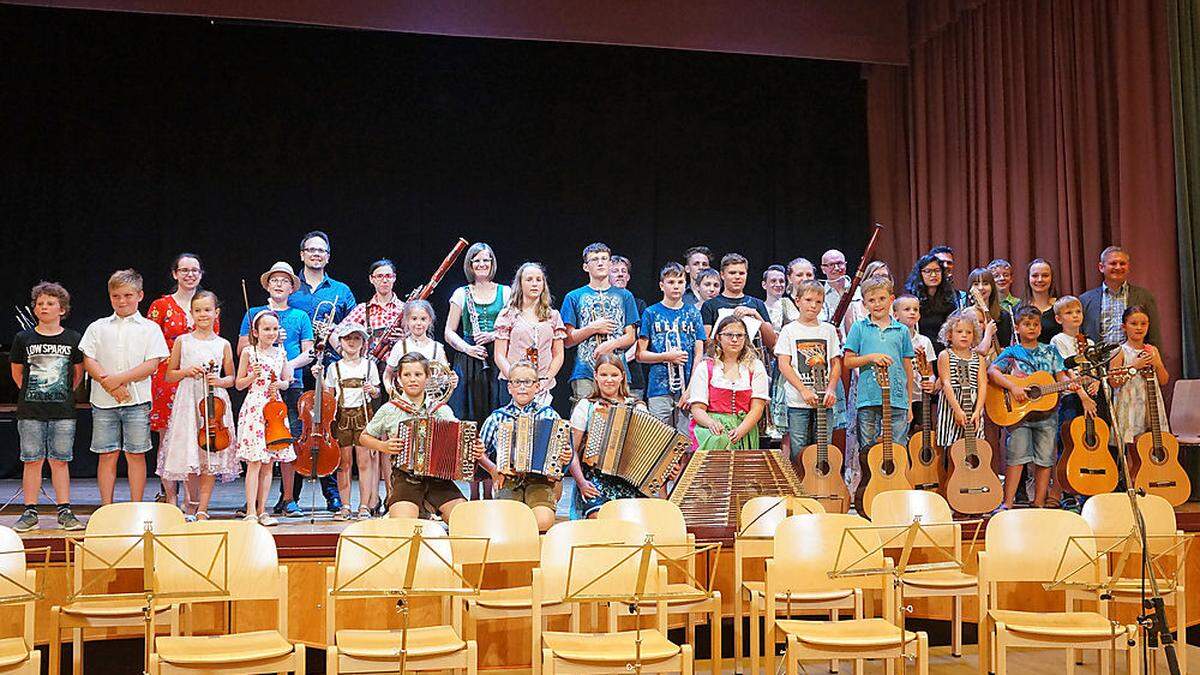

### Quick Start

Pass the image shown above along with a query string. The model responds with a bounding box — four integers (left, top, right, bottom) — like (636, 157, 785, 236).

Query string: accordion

(493, 417, 572, 480)
(583, 403, 688, 495)
(389, 417, 478, 481)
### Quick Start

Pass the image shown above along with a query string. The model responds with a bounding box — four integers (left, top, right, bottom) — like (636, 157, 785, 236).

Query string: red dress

(148, 295, 220, 431)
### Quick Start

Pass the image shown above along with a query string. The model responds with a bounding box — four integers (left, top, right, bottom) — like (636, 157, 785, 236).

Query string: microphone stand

(1074, 352, 1180, 675)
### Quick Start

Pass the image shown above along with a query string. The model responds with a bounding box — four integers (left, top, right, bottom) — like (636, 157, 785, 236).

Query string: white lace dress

(158, 333, 240, 482)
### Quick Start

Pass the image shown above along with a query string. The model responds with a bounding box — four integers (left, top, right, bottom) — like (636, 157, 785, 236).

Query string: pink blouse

(493, 307, 566, 390)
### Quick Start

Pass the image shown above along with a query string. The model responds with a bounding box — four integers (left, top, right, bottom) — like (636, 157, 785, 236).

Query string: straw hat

(260, 261, 301, 292)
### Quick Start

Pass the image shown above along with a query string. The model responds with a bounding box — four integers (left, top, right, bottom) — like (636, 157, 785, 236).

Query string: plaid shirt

(1100, 282, 1129, 346)
(479, 399, 562, 461)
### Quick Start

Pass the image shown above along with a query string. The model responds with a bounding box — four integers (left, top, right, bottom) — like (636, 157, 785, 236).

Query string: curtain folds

(1169, 0, 1200, 379)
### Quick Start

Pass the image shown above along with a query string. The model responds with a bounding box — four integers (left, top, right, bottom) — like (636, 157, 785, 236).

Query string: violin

(195, 360, 231, 452)
(294, 342, 340, 477)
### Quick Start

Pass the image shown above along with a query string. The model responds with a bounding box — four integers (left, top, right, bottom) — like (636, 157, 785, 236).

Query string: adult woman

(905, 254, 959, 346)
(444, 243, 511, 497)
(335, 259, 404, 358)
(688, 315, 770, 450)
(148, 253, 216, 508)
(1023, 258, 1062, 343)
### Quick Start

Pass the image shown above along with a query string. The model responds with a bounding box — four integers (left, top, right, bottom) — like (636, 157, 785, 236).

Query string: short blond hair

(107, 269, 143, 291)
(508, 361, 538, 381)
(1053, 295, 1082, 316)
(892, 294, 919, 311)
(861, 276, 893, 297)
(793, 280, 824, 301)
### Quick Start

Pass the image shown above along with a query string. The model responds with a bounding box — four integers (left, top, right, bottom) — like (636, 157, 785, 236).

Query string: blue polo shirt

(843, 316, 915, 410)
(289, 274, 357, 325)
(238, 306, 314, 390)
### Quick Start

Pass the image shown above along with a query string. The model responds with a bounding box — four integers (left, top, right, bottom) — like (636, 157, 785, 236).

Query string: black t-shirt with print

(9, 328, 83, 419)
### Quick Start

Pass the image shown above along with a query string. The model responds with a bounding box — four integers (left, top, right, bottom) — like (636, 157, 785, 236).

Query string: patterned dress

(571, 397, 644, 517)
(1111, 343, 1170, 446)
(234, 346, 296, 463)
(157, 333, 240, 482)
(148, 295, 219, 431)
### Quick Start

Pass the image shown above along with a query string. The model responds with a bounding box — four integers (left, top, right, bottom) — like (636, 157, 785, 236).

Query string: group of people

(7, 230, 1171, 532)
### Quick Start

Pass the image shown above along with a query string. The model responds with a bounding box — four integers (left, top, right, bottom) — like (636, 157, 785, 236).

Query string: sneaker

(258, 513, 279, 527)
(57, 510, 85, 531)
(283, 501, 303, 518)
(235, 504, 247, 517)
(13, 511, 38, 533)
(326, 496, 343, 513)
(242, 514, 258, 523)
(272, 499, 286, 516)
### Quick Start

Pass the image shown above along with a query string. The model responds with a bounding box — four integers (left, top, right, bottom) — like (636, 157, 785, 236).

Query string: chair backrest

(790, 497, 827, 515)
(984, 510, 1098, 584)
(869, 490, 958, 549)
(540, 519, 650, 601)
(1081, 493, 1179, 555)
(774, 513, 879, 593)
(0, 526, 28, 599)
(1169, 379, 1200, 437)
(153, 521, 280, 603)
(334, 518, 455, 595)
(597, 498, 688, 546)
(738, 496, 792, 538)
(449, 500, 540, 564)
(79, 503, 187, 572)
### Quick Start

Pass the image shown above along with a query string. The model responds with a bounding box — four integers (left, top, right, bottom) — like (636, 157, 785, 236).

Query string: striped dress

(936, 350, 985, 447)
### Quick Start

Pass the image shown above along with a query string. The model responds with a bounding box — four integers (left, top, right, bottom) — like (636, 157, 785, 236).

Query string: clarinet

(464, 286, 490, 371)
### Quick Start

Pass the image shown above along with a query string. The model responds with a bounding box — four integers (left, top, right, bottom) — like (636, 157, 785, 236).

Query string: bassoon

(830, 223, 884, 326)
(369, 237, 470, 361)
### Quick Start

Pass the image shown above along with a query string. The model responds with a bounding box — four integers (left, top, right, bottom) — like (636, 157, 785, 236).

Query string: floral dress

(1111, 343, 1170, 446)
(571, 397, 644, 518)
(158, 333, 240, 482)
(235, 346, 296, 463)
(148, 295, 220, 431)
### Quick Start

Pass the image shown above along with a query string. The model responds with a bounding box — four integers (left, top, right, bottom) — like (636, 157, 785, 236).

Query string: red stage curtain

(885, 0, 1182, 375)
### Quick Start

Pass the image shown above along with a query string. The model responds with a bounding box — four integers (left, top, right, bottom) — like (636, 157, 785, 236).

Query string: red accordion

(389, 417, 478, 481)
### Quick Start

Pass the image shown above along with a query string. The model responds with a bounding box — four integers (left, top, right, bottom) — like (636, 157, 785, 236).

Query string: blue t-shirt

(638, 302, 706, 398)
(560, 285, 640, 382)
(993, 343, 1065, 378)
(289, 275, 356, 325)
(843, 316, 915, 410)
(239, 306, 314, 390)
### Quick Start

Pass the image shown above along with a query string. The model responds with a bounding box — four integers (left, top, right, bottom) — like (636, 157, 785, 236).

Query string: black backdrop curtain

(0, 6, 870, 475)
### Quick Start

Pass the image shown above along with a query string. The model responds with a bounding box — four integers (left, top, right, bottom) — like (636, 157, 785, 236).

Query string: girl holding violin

(235, 310, 295, 526)
(159, 291, 239, 521)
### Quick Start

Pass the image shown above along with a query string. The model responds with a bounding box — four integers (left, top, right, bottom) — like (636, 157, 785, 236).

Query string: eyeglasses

(176, 268, 202, 276)
(822, 261, 846, 268)
(921, 268, 942, 276)
(718, 332, 747, 340)
(302, 247, 329, 255)
(371, 273, 396, 280)
(510, 379, 538, 389)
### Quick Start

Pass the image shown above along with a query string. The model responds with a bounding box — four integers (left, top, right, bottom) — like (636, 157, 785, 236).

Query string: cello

(295, 299, 341, 478)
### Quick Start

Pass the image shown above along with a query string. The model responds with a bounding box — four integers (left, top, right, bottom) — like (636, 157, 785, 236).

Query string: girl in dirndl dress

(688, 316, 770, 451)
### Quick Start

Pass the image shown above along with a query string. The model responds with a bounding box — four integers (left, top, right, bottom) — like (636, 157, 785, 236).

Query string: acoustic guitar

(945, 356, 1002, 514)
(906, 347, 946, 492)
(856, 365, 912, 518)
(1130, 367, 1191, 506)
(797, 355, 850, 513)
(1057, 414, 1116, 496)
(984, 370, 1079, 427)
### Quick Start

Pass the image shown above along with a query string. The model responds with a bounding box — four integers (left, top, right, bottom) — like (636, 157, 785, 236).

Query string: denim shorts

(18, 418, 76, 462)
(1006, 414, 1057, 467)
(90, 402, 152, 454)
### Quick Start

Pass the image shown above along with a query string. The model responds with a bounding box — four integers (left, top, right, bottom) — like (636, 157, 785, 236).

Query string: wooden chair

(597, 498, 722, 675)
(978, 509, 1141, 675)
(326, 518, 476, 674)
(870, 489, 976, 657)
(450, 499, 544, 675)
(765, 513, 929, 675)
(1075, 492, 1187, 675)
(50, 502, 184, 675)
(148, 520, 304, 674)
(539, 518, 694, 674)
(0, 526, 39, 674)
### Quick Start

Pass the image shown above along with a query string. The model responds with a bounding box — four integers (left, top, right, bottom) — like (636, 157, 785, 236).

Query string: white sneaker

(258, 513, 279, 527)
(242, 514, 258, 523)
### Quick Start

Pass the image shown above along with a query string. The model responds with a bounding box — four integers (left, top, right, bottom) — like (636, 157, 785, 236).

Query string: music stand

(328, 523, 487, 674)
(827, 520, 974, 675)
(562, 535, 720, 674)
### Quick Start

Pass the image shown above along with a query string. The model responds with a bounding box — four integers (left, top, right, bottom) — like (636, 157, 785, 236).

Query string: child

(700, 253, 777, 351)
(493, 262, 566, 406)
(989, 304, 1092, 509)
(326, 323, 382, 520)
(762, 265, 798, 335)
(384, 300, 449, 396)
(966, 267, 1013, 358)
(567, 354, 648, 518)
(637, 263, 706, 436)
(609, 255, 648, 401)
(842, 277, 915, 451)
(935, 311, 987, 447)
(1051, 295, 1101, 453)
(893, 295, 940, 427)
(10, 282, 85, 531)
(80, 270, 170, 505)
(235, 310, 296, 526)
(160, 291, 239, 520)
(986, 258, 1021, 313)
(688, 316, 770, 450)
(478, 361, 568, 531)
(359, 352, 483, 521)
(561, 243, 640, 404)
(776, 281, 841, 461)
(1107, 306, 1170, 448)
(693, 268, 722, 311)
(681, 245, 712, 308)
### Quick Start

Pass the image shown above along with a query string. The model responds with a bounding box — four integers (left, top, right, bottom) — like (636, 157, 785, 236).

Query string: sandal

(195, 511, 210, 521)
(357, 507, 372, 520)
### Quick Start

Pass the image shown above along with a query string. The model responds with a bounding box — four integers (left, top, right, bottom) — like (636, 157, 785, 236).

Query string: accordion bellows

(583, 403, 688, 495)
(391, 417, 478, 481)
(494, 417, 572, 479)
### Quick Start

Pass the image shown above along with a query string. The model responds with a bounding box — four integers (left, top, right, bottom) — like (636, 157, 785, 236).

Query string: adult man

(1080, 246, 1161, 347)
(287, 231, 356, 515)
(681, 246, 712, 308)
(819, 249, 861, 324)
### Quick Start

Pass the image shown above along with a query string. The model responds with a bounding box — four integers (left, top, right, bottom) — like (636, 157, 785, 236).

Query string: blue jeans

(19, 418, 76, 462)
(856, 406, 909, 449)
(786, 408, 820, 461)
(90, 403, 152, 454)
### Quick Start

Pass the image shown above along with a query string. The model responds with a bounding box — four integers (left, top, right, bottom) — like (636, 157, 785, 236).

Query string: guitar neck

(960, 358, 977, 456)
(1143, 370, 1164, 449)
(815, 371, 829, 460)
(879, 378, 893, 457)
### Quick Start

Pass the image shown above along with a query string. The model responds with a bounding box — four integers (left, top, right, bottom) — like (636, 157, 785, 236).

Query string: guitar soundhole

(881, 459, 896, 475)
(1026, 386, 1042, 399)
(1151, 447, 1168, 464)
(964, 454, 981, 470)
(919, 447, 934, 464)
(1084, 433, 1097, 447)
(815, 459, 831, 475)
